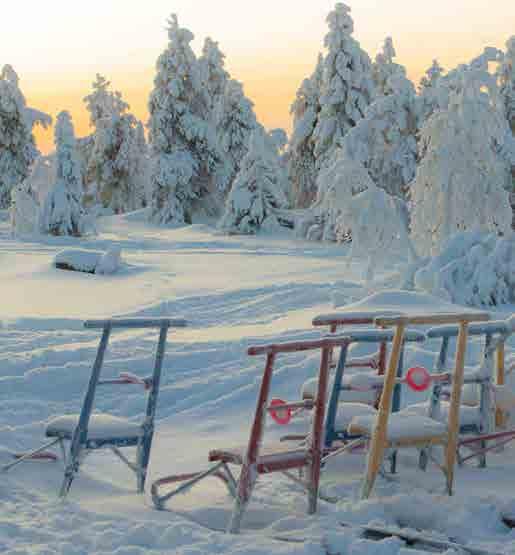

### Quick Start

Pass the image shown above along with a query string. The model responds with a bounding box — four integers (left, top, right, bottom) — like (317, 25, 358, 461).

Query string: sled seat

(301, 373, 378, 403)
(46, 414, 144, 447)
(209, 443, 308, 473)
(403, 402, 482, 429)
(332, 403, 378, 429)
(348, 413, 447, 447)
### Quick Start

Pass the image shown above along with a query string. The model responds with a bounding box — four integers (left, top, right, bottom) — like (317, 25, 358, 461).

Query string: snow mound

(414, 231, 515, 307)
(332, 289, 476, 315)
(54, 247, 122, 275)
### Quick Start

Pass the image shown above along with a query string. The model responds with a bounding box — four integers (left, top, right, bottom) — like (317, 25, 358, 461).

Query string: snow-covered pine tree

(214, 79, 257, 196)
(89, 112, 147, 213)
(420, 59, 445, 91)
(84, 75, 146, 213)
(288, 54, 324, 208)
(218, 130, 288, 234)
(341, 71, 419, 198)
(296, 151, 371, 241)
(499, 37, 515, 133)
(312, 3, 374, 170)
(345, 179, 417, 282)
(84, 74, 129, 128)
(131, 121, 149, 208)
(372, 37, 405, 96)
(10, 179, 40, 236)
(199, 37, 230, 114)
(0, 65, 50, 208)
(411, 67, 513, 256)
(148, 14, 222, 224)
(418, 59, 445, 121)
(498, 37, 515, 226)
(40, 111, 86, 236)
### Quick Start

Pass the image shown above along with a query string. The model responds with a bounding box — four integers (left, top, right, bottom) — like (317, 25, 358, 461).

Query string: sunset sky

(3, 0, 515, 154)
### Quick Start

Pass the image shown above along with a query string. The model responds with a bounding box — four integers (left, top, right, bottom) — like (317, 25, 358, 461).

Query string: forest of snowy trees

(2, 3, 514, 305)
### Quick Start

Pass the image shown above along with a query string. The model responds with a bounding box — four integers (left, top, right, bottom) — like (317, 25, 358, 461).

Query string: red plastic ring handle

(269, 398, 292, 425)
(406, 366, 431, 392)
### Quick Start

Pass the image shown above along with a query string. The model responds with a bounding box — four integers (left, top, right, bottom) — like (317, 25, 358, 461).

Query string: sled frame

(360, 312, 489, 500)
(4, 318, 186, 499)
(419, 320, 512, 470)
(151, 335, 354, 534)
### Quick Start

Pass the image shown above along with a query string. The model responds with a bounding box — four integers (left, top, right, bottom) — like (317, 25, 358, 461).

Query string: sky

(3, 0, 515, 154)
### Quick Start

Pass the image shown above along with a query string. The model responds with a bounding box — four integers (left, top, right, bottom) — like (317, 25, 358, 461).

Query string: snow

(349, 412, 447, 441)
(1, 185, 515, 555)
(46, 414, 144, 440)
(54, 247, 122, 275)
(414, 231, 515, 307)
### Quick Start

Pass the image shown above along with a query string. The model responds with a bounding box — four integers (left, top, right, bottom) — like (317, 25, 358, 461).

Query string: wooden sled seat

(46, 414, 144, 445)
(209, 443, 308, 473)
(348, 413, 447, 446)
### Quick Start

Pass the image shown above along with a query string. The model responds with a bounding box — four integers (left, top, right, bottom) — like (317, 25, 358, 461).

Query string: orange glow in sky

(3, 0, 514, 154)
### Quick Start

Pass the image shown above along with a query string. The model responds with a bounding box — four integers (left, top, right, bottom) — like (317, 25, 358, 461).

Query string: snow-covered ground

(1, 211, 515, 555)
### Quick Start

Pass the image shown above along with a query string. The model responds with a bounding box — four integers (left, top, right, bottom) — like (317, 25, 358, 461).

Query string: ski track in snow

(1, 213, 515, 554)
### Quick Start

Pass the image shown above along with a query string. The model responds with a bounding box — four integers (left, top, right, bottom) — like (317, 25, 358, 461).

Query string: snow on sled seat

(46, 414, 144, 444)
(402, 402, 481, 429)
(348, 413, 447, 445)
(301, 375, 376, 403)
(332, 403, 377, 430)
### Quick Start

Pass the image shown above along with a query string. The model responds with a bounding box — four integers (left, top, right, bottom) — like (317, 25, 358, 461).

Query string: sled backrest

(312, 311, 401, 374)
(427, 318, 514, 426)
(79, 318, 187, 443)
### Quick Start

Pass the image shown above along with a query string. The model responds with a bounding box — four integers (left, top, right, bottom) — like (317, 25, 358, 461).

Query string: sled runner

(2, 317, 186, 499)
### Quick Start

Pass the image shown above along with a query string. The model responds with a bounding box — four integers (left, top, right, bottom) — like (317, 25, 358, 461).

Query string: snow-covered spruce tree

(410, 67, 513, 256)
(498, 37, 515, 226)
(218, 130, 288, 234)
(213, 79, 257, 196)
(372, 37, 405, 96)
(148, 14, 222, 224)
(40, 112, 86, 236)
(344, 179, 417, 283)
(341, 71, 419, 198)
(199, 38, 230, 114)
(499, 37, 515, 135)
(288, 54, 324, 208)
(418, 59, 445, 120)
(0, 65, 50, 208)
(131, 121, 149, 208)
(421, 49, 502, 123)
(88, 111, 147, 213)
(10, 179, 40, 235)
(312, 3, 374, 170)
(84, 75, 146, 213)
(296, 151, 372, 241)
(84, 74, 129, 128)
